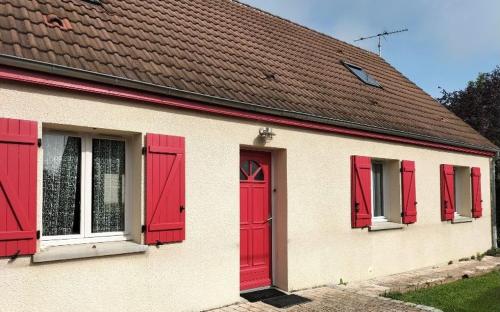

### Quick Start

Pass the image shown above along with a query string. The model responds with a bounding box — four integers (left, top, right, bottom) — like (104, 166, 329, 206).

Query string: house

(0, 0, 497, 311)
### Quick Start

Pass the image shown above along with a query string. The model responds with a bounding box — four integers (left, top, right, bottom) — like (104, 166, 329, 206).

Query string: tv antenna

(354, 28, 408, 57)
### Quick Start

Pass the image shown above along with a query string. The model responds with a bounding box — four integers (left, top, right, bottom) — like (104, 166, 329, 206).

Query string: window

(42, 132, 129, 245)
(240, 160, 264, 181)
(343, 62, 382, 87)
(454, 166, 472, 218)
(371, 161, 387, 222)
(372, 162, 384, 219)
(370, 159, 400, 223)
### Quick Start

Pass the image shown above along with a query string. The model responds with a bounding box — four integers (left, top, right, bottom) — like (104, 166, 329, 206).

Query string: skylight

(83, 0, 102, 5)
(343, 62, 381, 88)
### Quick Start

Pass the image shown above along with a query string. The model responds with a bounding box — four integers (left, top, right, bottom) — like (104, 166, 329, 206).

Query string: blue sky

(240, 0, 500, 97)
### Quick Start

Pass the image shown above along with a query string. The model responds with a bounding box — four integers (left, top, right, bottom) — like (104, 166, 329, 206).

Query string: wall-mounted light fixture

(258, 127, 276, 142)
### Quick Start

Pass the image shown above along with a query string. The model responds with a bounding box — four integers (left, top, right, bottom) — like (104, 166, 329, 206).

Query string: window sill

(33, 241, 148, 263)
(369, 221, 404, 232)
(452, 216, 473, 224)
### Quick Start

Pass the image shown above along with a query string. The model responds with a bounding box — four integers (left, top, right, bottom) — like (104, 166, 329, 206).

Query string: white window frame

(41, 131, 132, 246)
(371, 160, 388, 223)
(453, 166, 472, 218)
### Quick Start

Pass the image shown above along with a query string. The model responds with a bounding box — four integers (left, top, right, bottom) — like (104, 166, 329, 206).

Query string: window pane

(372, 163, 384, 217)
(42, 134, 81, 236)
(92, 139, 125, 233)
(346, 63, 381, 87)
(240, 169, 247, 180)
(241, 160, 249, 175)
(254, 169, 264, 181)
(250, 161, 260, 175)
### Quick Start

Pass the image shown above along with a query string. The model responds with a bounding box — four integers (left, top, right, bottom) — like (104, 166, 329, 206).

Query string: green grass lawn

(385, 270, 500, 312)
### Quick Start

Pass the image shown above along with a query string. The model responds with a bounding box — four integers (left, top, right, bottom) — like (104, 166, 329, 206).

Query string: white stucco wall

(0, 81, 493, 312)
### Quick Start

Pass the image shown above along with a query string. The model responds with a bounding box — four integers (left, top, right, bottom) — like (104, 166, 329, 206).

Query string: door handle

(257, 217, 273, 225)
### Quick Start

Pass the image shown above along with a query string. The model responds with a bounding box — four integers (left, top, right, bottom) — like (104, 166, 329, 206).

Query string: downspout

(491, 153, 498, 249)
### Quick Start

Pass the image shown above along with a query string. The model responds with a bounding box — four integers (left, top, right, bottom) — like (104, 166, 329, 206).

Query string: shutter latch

(36, 230, 41, 240)
(354, 202, 360, 212)
(37, 138, 42, 148)
(142, 146, 146, 155)
(141, 225, 146, 233)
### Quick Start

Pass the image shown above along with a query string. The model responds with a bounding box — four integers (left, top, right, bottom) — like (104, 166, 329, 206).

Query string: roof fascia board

(0, 54, 496, 156)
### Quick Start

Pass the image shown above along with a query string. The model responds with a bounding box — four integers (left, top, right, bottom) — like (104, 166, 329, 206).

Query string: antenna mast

(354, 28, 408, 57)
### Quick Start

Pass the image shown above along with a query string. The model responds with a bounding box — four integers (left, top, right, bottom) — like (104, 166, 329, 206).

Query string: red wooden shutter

(401, 160, 417, 224)
(145, 133, 185, 245)
(0, 118, 37, 257)
(440, 164, 455, 221)
(471, 167, 482, 218)
(351, 156, 372, 228)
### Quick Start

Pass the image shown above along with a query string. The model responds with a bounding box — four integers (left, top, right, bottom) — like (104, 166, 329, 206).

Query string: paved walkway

(342, 255, 500, 296)
(213, 287, 429, 312)
(209, 256, 500, 312)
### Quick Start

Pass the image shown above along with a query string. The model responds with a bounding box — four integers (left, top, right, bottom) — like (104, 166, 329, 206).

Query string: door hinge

(36, 230, 41, 240)
(141, 225, 146, 233)
(37, 138, 42, 148)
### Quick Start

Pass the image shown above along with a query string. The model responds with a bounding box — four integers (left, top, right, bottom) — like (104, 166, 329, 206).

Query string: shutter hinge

(142, 146, 146, 155)
(180, 205, 185, 213)
(37, 138, 42, 148)
(36, 230, 41, 240)
(141, 225, 146, 233)
(9, 250, 20, 261)
(401, 212, 404, 217)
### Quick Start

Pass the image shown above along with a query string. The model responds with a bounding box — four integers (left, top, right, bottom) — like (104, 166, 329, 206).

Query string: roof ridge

(230, 0, 381, 58)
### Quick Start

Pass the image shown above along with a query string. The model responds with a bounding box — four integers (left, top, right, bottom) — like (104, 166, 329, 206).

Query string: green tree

(439, 66, 500, 146)
(438, 66, 500, 246)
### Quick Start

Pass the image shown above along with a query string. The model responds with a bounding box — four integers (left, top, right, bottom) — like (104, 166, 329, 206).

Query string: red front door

(240, 150, 272, 290)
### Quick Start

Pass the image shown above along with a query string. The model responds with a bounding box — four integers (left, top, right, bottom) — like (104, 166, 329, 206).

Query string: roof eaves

(0, 53, 497, 154)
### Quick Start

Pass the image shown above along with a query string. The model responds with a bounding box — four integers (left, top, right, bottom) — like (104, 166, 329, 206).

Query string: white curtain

(91, 139, 125, 233)
(42, 134, 81, 236)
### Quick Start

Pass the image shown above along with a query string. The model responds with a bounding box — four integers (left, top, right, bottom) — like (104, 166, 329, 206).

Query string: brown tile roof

(0, 0, 496, 150)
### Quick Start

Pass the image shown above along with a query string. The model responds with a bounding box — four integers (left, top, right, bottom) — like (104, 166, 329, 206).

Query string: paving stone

(421, 277, 445, 284)
(475, 265, 495, 271)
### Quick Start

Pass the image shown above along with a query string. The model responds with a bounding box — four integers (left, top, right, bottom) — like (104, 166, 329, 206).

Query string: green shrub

(485, 248, 500, 257)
